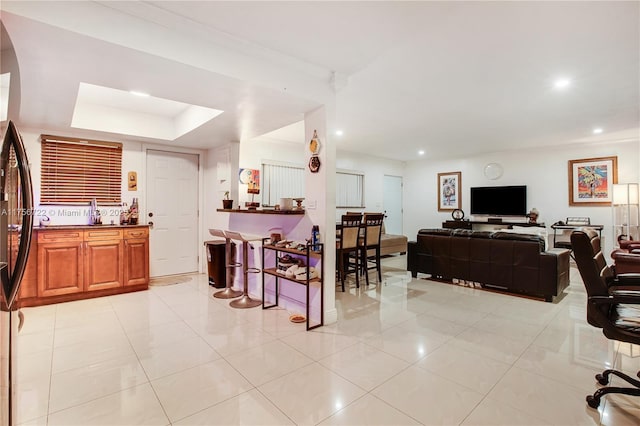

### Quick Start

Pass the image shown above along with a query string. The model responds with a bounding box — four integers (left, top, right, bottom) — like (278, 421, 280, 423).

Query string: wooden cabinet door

(17, 237, 38, 301)
(84, 239, 124, 291)
(124, 237, 149, 286)
(38, 242, 84, 297)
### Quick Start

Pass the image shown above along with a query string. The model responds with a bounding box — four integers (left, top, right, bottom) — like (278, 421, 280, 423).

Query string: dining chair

(336, 212, 362, 239)
(359, 213, 385, 286)
(336, 214, 362, 291)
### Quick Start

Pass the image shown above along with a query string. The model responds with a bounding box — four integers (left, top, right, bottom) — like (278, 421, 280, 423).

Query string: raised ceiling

(1, 1, 638, 161)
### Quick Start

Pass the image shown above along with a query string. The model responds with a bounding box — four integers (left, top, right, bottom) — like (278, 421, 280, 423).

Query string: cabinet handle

(18, 310, 25, 332)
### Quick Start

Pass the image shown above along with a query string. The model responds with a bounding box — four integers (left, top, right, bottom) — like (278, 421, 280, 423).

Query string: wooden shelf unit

(261, 241, 324, 331)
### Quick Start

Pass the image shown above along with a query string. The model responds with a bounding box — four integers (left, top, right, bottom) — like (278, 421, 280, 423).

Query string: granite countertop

(33, 224, 150, 230)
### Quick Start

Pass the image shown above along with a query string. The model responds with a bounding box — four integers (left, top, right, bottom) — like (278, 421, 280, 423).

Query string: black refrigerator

(0, 120, 34, 426)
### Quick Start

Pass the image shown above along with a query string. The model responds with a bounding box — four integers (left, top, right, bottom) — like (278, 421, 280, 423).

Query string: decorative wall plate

(309, 155, 321, 173)
(309, 130, 320, 154)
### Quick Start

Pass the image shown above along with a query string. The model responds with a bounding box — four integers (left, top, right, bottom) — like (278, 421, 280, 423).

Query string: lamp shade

(612, 183, 639, 205)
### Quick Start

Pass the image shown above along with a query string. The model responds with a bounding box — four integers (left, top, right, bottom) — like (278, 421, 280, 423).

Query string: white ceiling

(1, 1, 638, 161)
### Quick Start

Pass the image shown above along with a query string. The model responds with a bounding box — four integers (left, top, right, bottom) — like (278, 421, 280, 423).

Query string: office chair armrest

(612, 252, 640, 262)
(616, 273, 640, 285)
(590, 293, 640, 305)
(609, 285, 640, 293)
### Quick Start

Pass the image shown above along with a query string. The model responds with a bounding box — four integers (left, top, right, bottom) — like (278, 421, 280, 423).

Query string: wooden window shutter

(40, 135, 123, 205)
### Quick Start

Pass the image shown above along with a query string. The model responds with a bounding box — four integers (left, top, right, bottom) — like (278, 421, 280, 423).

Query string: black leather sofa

(407, 228, 570, 302)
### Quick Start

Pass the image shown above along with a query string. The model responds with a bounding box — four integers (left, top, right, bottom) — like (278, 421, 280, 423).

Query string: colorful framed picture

(568, 156, 618, 206)
(239, 168, 260, 194)
(437, 171, 461, 211)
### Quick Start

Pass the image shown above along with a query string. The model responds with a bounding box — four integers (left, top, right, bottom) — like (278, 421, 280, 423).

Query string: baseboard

(324, 307, 338, 325)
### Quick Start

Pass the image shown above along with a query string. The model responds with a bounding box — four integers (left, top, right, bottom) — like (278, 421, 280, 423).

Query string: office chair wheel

(596, 373, 609, 385)
(586, 395, 600, 409)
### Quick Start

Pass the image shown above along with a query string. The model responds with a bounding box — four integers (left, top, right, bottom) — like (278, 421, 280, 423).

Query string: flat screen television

(470, 185, 527, 216)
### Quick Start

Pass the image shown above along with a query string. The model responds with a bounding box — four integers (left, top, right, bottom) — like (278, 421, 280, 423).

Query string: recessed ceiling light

(593, 127, 603, 134)
(335, 129, 344, 136)
(418, 150, 425, 156)
(553, 78, 571, 90)
(129, 90, 150, 97)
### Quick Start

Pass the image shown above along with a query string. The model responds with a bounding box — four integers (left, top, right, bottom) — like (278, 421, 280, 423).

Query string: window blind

(336, 171, 364, 208)
(261, 161, 305, 206)
(40, 135, 123, 205)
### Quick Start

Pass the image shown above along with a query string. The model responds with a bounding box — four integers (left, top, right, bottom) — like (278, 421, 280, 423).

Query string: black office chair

(570, 228, 640, 408)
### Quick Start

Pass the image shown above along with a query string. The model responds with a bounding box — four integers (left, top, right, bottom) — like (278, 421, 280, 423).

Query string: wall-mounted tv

(470, 185, 527, 216)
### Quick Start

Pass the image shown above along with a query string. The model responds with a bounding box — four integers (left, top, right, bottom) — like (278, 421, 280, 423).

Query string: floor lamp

(612, 183, 640, 244)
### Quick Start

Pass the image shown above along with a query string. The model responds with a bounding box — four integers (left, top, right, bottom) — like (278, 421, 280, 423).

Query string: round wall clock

(483, 163, 503, 180)
(452, 209, 465, 221)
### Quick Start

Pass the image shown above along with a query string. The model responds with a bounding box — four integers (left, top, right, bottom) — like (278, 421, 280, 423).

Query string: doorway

(146, 150, 199, 277)
(383, 175, 403, 235)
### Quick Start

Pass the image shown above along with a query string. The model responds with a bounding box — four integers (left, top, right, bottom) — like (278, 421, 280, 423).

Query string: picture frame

(437, 171, 461, 211)
(568, 156, 618, 206)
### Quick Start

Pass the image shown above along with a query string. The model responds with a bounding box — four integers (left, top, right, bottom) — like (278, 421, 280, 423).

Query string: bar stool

(224, 230, 263, 309)
(208, 228, 242, 299)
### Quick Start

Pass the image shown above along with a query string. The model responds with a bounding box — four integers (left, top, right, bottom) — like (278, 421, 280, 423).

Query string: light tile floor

(15, 255, 640, 425)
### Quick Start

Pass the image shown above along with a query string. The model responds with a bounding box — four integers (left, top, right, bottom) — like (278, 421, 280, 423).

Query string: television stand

(442, 220, 544, 230)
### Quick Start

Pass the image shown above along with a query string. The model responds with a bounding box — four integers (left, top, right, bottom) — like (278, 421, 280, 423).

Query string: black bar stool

(208, 228, 242, 299)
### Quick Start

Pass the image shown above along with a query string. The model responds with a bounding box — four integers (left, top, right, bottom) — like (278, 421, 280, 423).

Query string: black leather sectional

(407, 228, 570, 302)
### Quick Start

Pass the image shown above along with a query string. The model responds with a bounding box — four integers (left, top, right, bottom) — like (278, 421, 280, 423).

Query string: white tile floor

(15, 255, 640, 425)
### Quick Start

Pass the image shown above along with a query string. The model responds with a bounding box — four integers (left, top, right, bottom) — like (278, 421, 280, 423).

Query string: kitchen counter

(33, 224, 150, 230)
(17, 225, 149, 308)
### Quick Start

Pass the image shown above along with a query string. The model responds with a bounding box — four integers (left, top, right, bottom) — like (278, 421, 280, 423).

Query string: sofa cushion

(380, 233, 408, 256)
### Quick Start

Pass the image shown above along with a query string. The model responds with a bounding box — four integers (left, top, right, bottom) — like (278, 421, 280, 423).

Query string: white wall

(336, 151, 405, 220)
(237, 137, 305, 206)
(19, 129, 146, 226)
(238, 135, 406, 222)
(404, 139, 640, 256)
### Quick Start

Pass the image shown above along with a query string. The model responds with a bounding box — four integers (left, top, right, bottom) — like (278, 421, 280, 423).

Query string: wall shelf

(217, 208, 305, 215)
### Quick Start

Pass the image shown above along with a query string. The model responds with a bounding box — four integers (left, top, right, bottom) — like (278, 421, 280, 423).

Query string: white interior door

(383, 175, 403, 235)
(146, 150, 199, 277)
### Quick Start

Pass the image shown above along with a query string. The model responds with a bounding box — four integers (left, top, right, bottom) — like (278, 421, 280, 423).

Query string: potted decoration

(222, 191, 233, 209)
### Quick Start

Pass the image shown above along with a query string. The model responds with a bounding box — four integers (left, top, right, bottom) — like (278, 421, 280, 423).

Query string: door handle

(18, 310, 25, 332)
(148, 221, 154, 227)
(148, 212, 153, 217)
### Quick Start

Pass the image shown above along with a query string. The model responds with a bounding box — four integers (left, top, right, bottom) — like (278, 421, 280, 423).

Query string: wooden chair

(336, 212, 362, 239)
(336, 214, 362, 291)
(359, 213, 385, 286)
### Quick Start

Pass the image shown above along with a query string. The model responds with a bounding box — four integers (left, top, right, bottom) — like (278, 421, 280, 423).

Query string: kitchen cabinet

(18, 225, 149, 307)
(123, 227, 149, 287)
(37, 229, 84, 297)
(84, 229, 124, 291)
(9, 231, 38, 299)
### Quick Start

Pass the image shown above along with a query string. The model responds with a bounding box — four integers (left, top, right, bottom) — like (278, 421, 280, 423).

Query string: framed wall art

(437, 171, 461, 211)
(568, 156, 618, 206)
